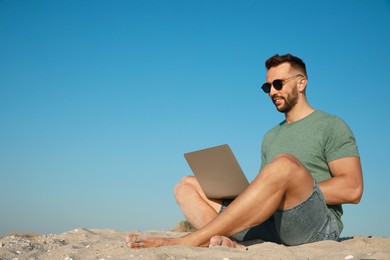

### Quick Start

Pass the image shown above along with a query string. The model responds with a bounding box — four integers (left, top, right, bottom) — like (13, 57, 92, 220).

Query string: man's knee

(266, 154, 309, 179)
(174, 176, 197, 202)
(273, 154, 302, 167)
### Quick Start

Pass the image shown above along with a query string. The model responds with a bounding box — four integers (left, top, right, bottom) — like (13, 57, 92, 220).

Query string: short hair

(265, 54, 308, 78)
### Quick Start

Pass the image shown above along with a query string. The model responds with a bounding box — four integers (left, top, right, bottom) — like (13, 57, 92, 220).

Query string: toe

(209, 235, 223, 247)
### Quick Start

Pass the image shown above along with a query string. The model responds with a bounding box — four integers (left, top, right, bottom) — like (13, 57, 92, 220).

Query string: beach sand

(0, 228, 389, 260)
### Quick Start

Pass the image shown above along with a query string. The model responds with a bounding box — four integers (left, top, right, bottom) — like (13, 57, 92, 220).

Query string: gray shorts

(219, 182, 340, 246)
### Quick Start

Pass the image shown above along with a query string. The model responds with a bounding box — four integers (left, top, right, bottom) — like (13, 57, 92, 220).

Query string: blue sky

(1, 0, 389, 237)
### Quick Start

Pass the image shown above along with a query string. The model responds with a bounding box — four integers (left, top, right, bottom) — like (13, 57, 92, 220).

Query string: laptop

(184, 144, 249, 199)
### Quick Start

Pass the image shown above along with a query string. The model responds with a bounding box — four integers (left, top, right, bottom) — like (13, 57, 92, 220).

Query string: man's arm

(318, 156, 363, 205)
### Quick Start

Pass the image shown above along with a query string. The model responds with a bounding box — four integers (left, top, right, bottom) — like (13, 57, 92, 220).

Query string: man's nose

(269, 84, 278, 96)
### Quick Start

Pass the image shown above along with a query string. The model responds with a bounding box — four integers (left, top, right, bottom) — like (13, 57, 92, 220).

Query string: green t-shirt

(261, 110, 359, 232)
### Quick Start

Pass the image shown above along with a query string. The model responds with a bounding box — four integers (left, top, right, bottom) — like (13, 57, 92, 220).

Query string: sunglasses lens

(261, 83, 271, 93)
(273, 80, 283, 90)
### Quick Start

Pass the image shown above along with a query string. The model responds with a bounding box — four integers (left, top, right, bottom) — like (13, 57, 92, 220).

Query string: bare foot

(209, 235, 246, 250)
(126, 233, 175, 249)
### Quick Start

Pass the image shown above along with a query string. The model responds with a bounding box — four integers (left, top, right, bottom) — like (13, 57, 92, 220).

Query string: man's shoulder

(302, 109, 340, 120)
(314, 110, 350, 128)
(303, 110, 350, 131)
(313, 110, 338, 119)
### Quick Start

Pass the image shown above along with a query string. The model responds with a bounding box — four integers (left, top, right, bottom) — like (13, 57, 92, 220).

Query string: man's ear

(298, 77, 308, 92)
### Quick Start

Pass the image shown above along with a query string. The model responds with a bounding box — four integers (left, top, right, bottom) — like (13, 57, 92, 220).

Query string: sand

(0, 228, 389, 260)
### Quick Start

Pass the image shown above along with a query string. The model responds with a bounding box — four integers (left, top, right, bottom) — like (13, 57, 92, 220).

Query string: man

(126, 54, 363, 248)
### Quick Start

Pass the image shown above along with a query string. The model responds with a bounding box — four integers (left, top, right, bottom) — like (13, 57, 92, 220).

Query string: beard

(272, 86, 299, 113)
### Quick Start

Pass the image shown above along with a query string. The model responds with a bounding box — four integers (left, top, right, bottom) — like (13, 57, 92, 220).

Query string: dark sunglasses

(261, 74, 304, 93)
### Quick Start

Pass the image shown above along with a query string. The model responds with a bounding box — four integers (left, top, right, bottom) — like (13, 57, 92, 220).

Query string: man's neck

(285, 103, 315, 124)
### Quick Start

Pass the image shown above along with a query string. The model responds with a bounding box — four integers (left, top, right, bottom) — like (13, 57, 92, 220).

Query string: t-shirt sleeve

(325, 117, 360, 162)
(260, 134, 267, 170)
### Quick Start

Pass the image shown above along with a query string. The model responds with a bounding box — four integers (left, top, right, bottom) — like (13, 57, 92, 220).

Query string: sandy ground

(0, 228, 389, 260)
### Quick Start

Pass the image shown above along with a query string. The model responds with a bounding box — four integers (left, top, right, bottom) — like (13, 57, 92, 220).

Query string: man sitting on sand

(126, 54, 363, 248)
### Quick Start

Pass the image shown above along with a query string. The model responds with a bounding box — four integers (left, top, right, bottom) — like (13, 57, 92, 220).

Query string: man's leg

(174, 176, 222, 229)
(127, 154, 314, 248)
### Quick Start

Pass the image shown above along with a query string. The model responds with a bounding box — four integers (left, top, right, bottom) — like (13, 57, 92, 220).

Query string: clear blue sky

(1, 0, 389, 237)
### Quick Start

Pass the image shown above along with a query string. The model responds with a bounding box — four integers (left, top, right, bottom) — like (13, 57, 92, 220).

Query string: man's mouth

(272, 97, 284, 105)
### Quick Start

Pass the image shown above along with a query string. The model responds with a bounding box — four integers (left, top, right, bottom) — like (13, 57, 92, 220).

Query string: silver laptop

(184, 144, 249, 199)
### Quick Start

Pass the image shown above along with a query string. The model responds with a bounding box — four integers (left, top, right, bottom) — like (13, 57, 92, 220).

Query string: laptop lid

(184, 144, 249, 199)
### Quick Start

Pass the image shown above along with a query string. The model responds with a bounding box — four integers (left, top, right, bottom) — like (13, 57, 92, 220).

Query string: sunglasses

(261, 74, 304, 93)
